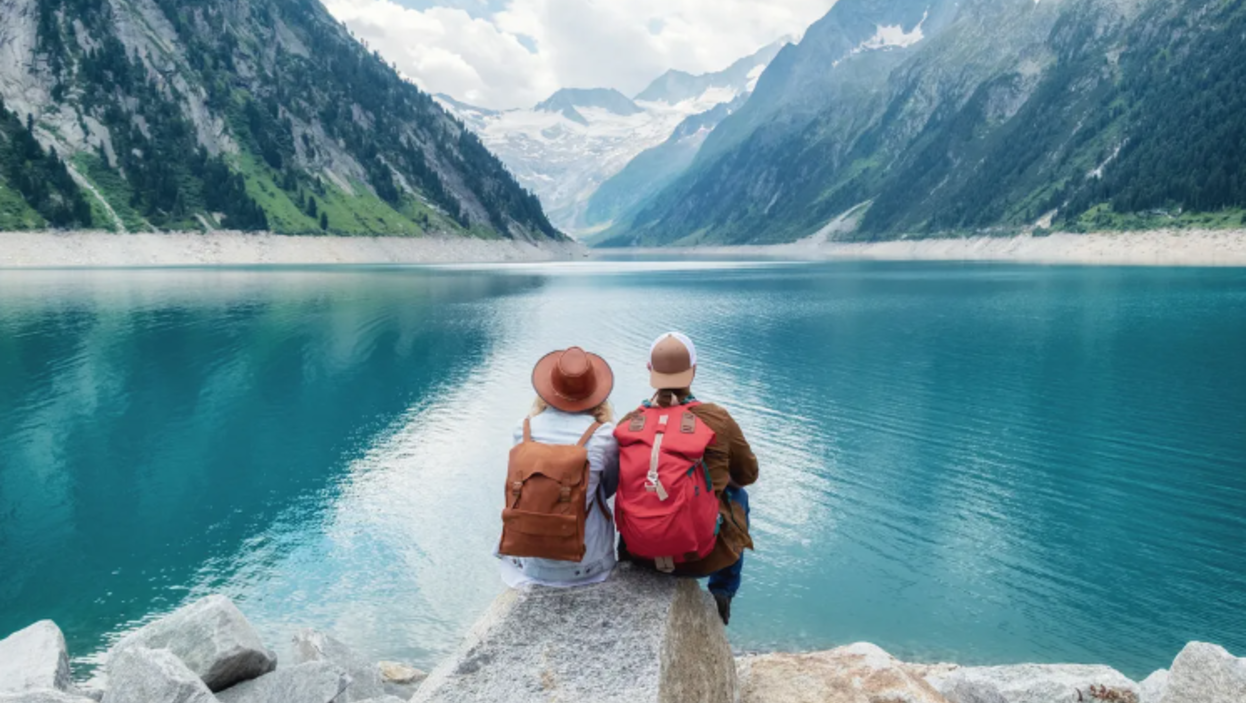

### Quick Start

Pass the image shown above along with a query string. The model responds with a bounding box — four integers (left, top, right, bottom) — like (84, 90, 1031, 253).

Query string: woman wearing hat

(498, 347, 620, 588)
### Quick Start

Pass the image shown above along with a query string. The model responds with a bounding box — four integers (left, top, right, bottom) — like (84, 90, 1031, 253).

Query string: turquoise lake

(1, 260, 1244, 680)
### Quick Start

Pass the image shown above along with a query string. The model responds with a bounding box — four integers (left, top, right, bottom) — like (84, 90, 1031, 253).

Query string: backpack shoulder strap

(591, 488, 613, 522)
(575, 421, 603, 447)
(522, 417, 533, 443)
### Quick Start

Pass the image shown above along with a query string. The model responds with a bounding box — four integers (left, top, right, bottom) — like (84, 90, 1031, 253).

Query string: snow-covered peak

(437, 40, 788, 235)
(634, 37, 790, 105)
(535, 88, 642, 121)
(853, 11, 928, 54)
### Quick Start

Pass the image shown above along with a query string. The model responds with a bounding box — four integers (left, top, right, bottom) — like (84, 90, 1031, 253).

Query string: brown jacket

(620, 398, 758, 576)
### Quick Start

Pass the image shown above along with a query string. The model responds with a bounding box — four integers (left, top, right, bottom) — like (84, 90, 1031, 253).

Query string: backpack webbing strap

(590, 488, 613, 522)
(646, 415, 670, 501)
(575, 422, 602, 447)
(523, 418, 532, 443)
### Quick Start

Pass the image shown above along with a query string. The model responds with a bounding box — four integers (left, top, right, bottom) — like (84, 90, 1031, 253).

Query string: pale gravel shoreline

(665, 229, 1246, 266)
(0, 230, 586, 268)
(2, 228, 1246, 267)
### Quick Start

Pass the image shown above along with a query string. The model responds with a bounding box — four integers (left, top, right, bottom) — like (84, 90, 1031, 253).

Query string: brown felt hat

(532, 347, 614, 413)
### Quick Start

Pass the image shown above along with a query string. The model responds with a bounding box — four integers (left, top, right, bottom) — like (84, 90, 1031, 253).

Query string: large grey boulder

(1139, 670, 1168, 703)
(291, 630, 384, 701)
(1163, 642, 1246, 703)
(736, 643, 951, 703)
(102, 647, 217, 703)
(109, 595, 276, 692)
(215, 661, 350, 703)
(927, 663, 1139, 703)
(0, 692, 96, 703)
(0, 621, 72, 693)
(412, 564, 735, 703)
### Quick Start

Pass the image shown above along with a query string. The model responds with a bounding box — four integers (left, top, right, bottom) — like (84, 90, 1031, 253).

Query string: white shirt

(497, 408, 619, 588)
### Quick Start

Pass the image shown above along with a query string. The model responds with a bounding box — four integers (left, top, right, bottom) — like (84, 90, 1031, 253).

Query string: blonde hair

(530, 396, 615, 424)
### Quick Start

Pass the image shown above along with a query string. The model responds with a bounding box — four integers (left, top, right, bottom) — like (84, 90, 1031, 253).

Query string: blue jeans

(707, 486, 749, 598)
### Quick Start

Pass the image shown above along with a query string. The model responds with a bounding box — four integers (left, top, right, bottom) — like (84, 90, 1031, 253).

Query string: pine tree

(319, 211, 329, 231)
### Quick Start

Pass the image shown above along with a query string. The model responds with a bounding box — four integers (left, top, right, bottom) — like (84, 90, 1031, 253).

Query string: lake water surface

(1, 260, 1244, 679)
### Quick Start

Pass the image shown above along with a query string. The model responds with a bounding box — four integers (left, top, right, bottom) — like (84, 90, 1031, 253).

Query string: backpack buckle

(511, 481, 523, 496)
(559, 486, 571, 502)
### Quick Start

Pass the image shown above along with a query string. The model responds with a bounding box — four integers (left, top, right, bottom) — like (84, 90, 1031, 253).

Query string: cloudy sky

(323, 0, 835, 110)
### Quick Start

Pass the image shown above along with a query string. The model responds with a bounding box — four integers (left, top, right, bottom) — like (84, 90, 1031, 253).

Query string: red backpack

(613, 402, 719, 572)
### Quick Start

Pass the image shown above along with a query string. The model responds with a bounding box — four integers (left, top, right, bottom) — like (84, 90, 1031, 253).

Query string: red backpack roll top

(613, 402, 719, 572)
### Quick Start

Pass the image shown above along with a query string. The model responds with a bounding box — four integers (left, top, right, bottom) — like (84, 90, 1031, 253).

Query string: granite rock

(1163, 642, 1246, 703)
(0, 621, 72, 693)
(736, 643, 951, 703)
(68, 686, 104, 703)
(927, 663, 1139, 703)
(382, 681, 421, 700)
(1139, 670, 1168, 703)
(412, 564, 735, 703)
(0, 692, 96, 703)
(215, 661, 350, 703)
(101, 647, 217, 703)
(378, 662, 425, 700)
(291, 629, 384, 701)
(377, 662, 424, 685)
(109, 595, 276, 692)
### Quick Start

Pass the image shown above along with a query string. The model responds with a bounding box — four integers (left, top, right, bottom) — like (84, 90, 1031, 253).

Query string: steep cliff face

(602, 0, 1246, 246)
(0, 0, 561, 239)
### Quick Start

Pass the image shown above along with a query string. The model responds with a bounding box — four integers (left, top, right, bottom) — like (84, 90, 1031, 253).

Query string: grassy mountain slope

(601, 0, 1246, 247)
(0, 0, 561, 239)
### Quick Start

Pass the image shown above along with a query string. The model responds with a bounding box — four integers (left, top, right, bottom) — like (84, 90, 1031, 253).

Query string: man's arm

(691, 404, 758, 490)
(720, 411, 758, 487)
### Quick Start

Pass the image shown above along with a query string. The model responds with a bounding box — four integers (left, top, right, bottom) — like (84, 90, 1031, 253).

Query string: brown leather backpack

(498, 419, 606, 562)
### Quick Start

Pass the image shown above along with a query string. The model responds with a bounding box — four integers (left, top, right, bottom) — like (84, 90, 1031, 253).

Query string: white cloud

(323, 0, 835, 110)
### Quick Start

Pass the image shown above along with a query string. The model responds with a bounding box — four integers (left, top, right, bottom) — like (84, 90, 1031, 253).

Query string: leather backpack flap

(499, 442, 592, 562)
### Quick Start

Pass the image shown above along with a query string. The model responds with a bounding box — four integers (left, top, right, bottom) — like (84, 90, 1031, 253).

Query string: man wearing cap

(623, 332, 758, 625)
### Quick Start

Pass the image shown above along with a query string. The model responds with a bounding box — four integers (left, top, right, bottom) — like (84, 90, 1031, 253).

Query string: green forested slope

(601, 0, 1246, 247)
(0, 0, 560, 239)
(0, 96, 92, 229)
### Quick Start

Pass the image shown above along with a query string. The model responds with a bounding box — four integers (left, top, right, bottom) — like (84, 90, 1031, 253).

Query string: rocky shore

(0, 596, 426, 703)
(2, 572, 1242, 702)
(0, 231, 585, 268)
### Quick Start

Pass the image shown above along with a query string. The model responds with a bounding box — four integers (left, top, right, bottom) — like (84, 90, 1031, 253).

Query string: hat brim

(532, 350, 615, 413)
(649, 367, 695, 390)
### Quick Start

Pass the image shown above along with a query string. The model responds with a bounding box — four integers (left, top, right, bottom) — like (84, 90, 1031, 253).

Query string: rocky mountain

(600, 0, 1246, 246)
(534, 88, 642, 126)
(0, 0, 560, 239)
(582, 92, 749, 232)
(437, 39, 788, 235)
(634, 39, 788, 105)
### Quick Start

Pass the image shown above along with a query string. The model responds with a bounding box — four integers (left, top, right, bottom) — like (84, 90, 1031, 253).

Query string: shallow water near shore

(1, 259, 1244, 680)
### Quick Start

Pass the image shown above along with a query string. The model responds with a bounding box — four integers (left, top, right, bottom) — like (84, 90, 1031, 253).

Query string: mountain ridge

(437, 37, 789, 234)
(600, 0, 1246, 247)
(0, 0, 561, 239)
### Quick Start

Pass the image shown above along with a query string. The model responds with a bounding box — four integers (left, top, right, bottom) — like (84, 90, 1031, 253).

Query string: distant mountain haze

(635, 39, 788, 104)
(535, 88, 644, 125)
(0, 0, 560, 239)
(437, 38, 790, 234)
(583, 92, 752, 235)
(600, 0, 1246, 246)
